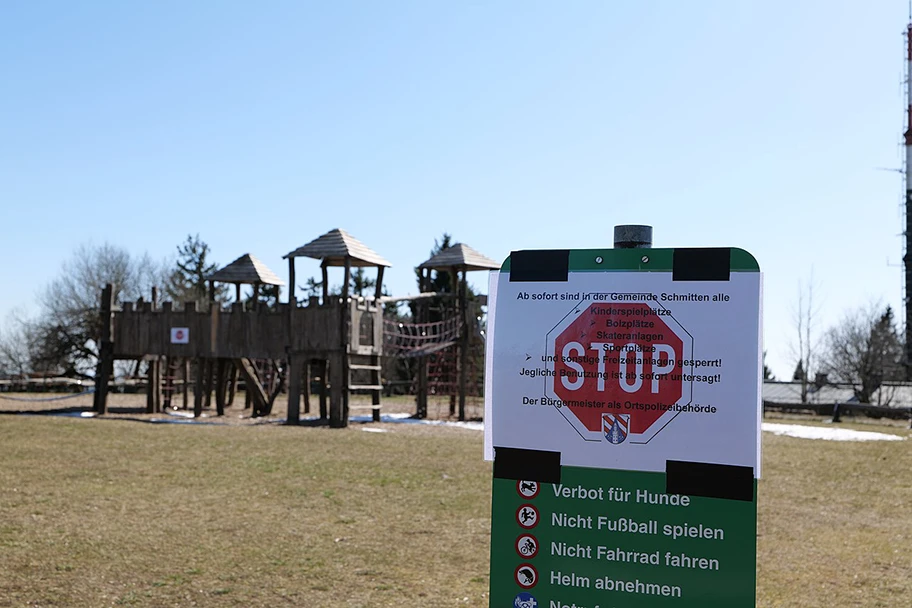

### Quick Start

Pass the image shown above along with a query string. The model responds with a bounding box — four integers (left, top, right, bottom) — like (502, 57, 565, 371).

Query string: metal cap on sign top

(613, 225, 653, 249)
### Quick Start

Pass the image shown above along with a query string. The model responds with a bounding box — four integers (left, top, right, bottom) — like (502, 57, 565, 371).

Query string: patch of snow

(422, 420, 484, 431)
(346, 413, 483, 431)
(762, 422, 905, 442)
(166, 410, 197, 419)
(382, 413, 412, 420)
(361, 427, 388, 433)
(147, 417, 225, 425)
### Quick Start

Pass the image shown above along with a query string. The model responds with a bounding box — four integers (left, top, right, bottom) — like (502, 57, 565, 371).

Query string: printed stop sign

(545, 301, 692, 440)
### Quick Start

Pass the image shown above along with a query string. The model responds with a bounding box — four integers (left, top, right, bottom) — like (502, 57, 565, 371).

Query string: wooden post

(302, 361, 311, 414)
(215, 359, 227, 416)
(375, 266, 385, 301)
(321, 262, 329, 303)
(458, 268, 469, 421)
(161, 299, 173, 411)
(93, 284, 115, 415)
(342, 259, 351, 305)
(227, 365, 238, 407)
(235, 283, 242, 305)
(182, 359, 190, 410)
(329, 352, 345, 428)
(162, 356, 172, 410)
(287, 353, 301, 425)
(204, 359, 214, 410)
(372, 266, 385, 421)
(204, 299, 218, 410)
(449, 267, 458, 417)
(340, 258, 352, 427)
(416, 268, 429, 419)
(151, 287, 159, 415)
(417, 357, 428, 418)
(145, 359, 156, 414)
(286, 260, 297, 421)
(288, 258, 296, 306)
(153, 357, 162, 413)
(193, 357, 204, 417)
(209, 299, 219, 356)
(319, 359, 328, 419)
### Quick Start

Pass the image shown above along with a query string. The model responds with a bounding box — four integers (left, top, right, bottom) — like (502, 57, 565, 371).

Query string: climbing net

(382, 315, 461, 357)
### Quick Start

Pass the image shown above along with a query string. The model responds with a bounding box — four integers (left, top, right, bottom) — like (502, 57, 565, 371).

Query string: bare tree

(789, 274, 823, 403)
(31, 243, 166, 377)
(824, 303, 903, 404)
(0, 309, 35, 378)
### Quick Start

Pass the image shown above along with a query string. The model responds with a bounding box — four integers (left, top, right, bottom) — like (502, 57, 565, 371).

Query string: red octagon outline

(544, 296, 693, 442)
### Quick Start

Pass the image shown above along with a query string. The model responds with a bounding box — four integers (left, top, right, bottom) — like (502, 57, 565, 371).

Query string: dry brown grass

(0, 414, 491, 607)
(758, 415, 912, 607)
(1, 400, 911, 606)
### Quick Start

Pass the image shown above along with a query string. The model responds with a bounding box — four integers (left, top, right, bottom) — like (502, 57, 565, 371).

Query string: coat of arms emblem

(602, 413, 630, 444)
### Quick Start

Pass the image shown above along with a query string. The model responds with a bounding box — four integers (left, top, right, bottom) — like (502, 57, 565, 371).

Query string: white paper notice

(486, 268, 762, 476)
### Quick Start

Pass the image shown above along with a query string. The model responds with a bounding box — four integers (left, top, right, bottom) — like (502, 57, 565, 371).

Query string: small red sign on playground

(170, 327, 190, 344)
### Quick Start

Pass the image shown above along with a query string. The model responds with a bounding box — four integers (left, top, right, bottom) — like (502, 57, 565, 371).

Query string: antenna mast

(904, 18, 912, 379)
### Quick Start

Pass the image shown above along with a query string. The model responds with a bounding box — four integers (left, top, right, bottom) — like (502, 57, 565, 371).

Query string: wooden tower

(416, 243, 499, 420)
(284, 229, 390, 427)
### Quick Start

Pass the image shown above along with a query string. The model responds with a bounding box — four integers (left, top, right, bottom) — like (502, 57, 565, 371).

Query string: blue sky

(1, 1, 909, 379)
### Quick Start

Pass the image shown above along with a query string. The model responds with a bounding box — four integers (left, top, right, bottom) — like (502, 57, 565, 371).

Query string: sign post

(486, 245, 761, 607)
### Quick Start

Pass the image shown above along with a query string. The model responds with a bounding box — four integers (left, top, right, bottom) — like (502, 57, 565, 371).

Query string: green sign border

(489, 245, 761, 607)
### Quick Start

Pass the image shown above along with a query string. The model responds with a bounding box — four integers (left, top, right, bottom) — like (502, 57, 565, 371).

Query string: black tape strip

(665, 460, 754, 502)
(672, 248, 731, 281)
(509, 250, 570, 282)
(493, 447, 561, 483)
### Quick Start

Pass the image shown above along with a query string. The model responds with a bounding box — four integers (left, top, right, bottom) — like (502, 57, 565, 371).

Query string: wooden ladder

(348, 354, 382, 422)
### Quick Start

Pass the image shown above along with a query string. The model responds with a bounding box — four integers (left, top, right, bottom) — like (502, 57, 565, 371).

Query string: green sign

(485, 248, 761, 607)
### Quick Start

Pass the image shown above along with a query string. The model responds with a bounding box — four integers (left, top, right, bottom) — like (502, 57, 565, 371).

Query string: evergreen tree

(792, 361, 805, 382)
(762, 351, 775, 381)
(301, 268, 382, 300)
(350, 267, 376, 297)
(244, 283, 281, 310)
(164, 234, 228, 307)
(411, 233, 457, 323)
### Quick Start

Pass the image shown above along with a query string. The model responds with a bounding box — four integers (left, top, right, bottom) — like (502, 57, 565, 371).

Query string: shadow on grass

(0, 405, 229, 425)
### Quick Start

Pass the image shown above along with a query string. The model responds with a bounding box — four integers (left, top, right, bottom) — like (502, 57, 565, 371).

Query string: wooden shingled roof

(283, 228, 391, 267)
(206, 254, 285, 285)
(417, 243, 500, 272)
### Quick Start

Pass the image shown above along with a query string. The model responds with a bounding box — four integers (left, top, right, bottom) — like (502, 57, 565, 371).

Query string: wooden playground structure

(92, 229, 499, 428)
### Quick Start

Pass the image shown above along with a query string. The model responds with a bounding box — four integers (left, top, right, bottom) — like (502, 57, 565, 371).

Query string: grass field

(1, 395, 911, 607)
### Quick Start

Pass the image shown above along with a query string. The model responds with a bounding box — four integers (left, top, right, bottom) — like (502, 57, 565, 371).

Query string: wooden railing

(111, 297, 382, 359)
